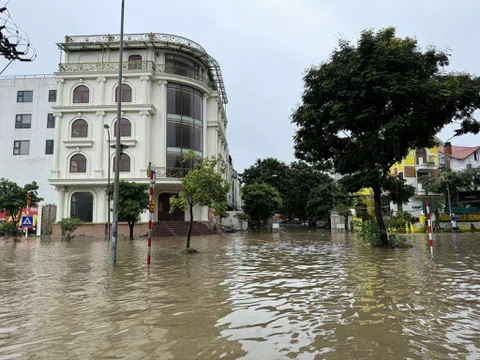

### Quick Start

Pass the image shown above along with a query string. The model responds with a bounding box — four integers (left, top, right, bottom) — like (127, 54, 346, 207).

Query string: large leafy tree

(285, 161, 333, 221)
(241, 183, 282, 229)
(292, 27, 480, 244)
(109, 181, 149, 240)
(384, 176, 416, 213)
(240, 158, 290, 211)
(170, 154, 230, 250)
(0, 178, 42, 224)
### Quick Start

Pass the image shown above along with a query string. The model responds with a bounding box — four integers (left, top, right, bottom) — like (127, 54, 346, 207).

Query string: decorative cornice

(97, 76, 107, 83)
(140, 76, 150, 82)
(56, 78, 65, 84)
(53, 112, 63, 118)
(96, 111, 106, 117)
(140, 110, 150, 117)
(157, 80, 168, 85)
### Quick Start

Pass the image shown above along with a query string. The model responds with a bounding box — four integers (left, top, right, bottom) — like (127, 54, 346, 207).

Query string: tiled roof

(438, 145, 480, 160)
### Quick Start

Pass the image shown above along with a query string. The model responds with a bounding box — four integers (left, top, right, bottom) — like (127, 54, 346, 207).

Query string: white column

(96, 77, 107, 105)
(158, 80, 168, 167)
(203, 94, 208, 158)
(140, 110, 150, 174)
(56, 78, 65, 106)
(36, 204, 42, 236)
(95, 111, 106, 178)
(140, 76, 150, 104)
(56, 187, 66, 221)
(97, 189, 107, 223)
(51, 112, 63, 179)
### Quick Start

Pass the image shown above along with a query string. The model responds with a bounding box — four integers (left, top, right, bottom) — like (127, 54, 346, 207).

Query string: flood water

(0, 231, 479, 359)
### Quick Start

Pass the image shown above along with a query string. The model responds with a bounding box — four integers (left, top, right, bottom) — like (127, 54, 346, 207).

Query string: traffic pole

(426, 200, 433, 255)
(147, 163, 155, 265)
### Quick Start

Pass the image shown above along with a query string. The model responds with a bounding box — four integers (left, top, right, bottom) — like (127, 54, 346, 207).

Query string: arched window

(115, 84, 132, 102)
(128, 54, 142, 70)
(73, 85, 89, 103)
(71, 119, 88, 138)
(70, 154, 87, 173)
(71, 192, 93, 222)
(113, 154, 131, 172)
(114, 118, 131, 137)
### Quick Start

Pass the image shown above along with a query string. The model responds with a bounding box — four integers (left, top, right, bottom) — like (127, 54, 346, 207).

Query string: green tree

(0, 178, 42, 225)
(285, 162, 333, 221)
(421, 168, 473, 210)
(384, 176, 416, 213)
(170, 154, 230, 250)
(109, 181, 149, 240)
(292, 27, 480, 245)
(241, 183, 282, 229)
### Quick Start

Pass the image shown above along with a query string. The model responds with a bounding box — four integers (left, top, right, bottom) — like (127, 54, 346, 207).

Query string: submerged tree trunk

(186, 204, 193, 249)
(128, 220, 134, 240)
(373, 185, 388, 245)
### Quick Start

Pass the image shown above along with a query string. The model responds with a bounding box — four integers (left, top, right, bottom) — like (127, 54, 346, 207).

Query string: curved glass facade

(166, 83, 203, 168)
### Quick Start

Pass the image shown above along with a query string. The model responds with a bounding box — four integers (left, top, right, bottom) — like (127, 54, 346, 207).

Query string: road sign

(21, 215, 33, 227)
(150, 197, 155, 213)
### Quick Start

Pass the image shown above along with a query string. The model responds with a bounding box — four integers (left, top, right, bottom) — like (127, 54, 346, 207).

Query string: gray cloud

(2, 0, 479, 171)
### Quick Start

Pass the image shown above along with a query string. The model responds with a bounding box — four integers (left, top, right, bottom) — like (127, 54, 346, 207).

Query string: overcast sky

(2, 0, 479, 171)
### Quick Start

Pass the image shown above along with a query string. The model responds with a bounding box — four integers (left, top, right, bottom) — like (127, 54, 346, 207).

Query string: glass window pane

(167, 153, 182, 168)
(167, 87, 176, 114)
(194, 127, 202, 152)
(194, 93, 202, 120)
(167, 122, 182, 148)
(182, 124, 192, 149)
(71, 192, 93, 222)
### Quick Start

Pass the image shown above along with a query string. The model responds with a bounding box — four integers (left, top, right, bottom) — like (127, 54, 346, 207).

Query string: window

(47, 114, 55, 128)
(71, 119, 88, 138)
(113, 154, 131, 172)
(475, 152, 478, 161)
(128, 54, 142, 70)
(15, 114, 32, 129)
(114, 118, 131, 137)
(167, 83, 203, 169)
(71, 192, 93, 222)
(48, 90, 57, 102)
(13, 140, 30, 155)
(73, 85, 89, 103)
(45, 140, 54, 155)
(70, 154, 87, 173)
(115, 84, 132, 103)
(17, 91, 33, 102)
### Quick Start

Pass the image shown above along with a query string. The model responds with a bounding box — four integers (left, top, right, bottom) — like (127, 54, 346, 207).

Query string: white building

(439, 142, 480, 171)
(49, 33, 241, 233)
(0, 75, 57, 204)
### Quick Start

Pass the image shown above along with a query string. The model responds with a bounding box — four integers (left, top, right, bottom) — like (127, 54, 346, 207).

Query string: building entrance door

(157, 193, 185, 221)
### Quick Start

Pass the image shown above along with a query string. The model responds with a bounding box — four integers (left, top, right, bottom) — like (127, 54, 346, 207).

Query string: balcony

(415, 157, 437, 171)
(58, 61, 212, 88)
(155, 167, 190, 179)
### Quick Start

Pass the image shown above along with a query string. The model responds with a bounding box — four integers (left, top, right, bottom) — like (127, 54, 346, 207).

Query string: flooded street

(1, 232, 479, 359)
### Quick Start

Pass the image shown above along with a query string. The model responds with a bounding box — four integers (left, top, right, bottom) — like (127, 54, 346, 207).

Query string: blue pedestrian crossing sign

(21, 216, 34, 227)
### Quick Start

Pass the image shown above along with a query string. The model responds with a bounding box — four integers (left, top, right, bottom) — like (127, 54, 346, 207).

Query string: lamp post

(111, 0, 126, 265)
(103, 124, 111, 241)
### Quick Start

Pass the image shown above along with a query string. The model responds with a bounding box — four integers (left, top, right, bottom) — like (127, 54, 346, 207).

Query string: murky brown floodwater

(0, 232, 479, 359)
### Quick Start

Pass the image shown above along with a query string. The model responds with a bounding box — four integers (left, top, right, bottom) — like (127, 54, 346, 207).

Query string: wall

(0, 76, 57, 204)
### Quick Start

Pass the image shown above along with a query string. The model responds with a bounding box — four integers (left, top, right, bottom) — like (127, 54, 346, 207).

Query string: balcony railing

(58, 61, 211, 87)
(155, 167, 190, 179)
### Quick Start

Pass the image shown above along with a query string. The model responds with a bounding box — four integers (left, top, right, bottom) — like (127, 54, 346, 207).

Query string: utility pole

(111, 0, 125, 265)
(104, 124, 111, 241)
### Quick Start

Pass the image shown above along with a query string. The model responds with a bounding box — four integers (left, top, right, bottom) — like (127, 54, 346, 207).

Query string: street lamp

(103, 124, 111, 241)
(111, 0, 126, 265)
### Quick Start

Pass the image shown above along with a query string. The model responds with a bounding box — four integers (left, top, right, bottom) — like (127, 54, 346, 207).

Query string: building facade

(0, 75, 57, 204)
(389, 143, 441, 215)
(49, 33, 240, 228)
(439, 142, 480, 171)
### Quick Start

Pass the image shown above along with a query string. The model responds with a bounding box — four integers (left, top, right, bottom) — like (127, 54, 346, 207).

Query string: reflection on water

(0, 232, 479, 359)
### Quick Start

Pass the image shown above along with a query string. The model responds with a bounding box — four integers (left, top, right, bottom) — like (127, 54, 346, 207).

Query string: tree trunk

(397, 202, 403, 213)
(186, 204, 193, 249)
(128, 221, 134, 240)
(373, 185, 388, 245)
